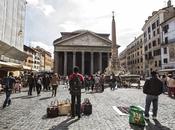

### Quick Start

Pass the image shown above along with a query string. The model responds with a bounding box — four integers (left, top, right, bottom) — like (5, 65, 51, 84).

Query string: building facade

(161, 16, 175, 69)
(142, 1, 175, 76)
(0, 0, 27, 77)
(127, 35, 145, 75)
(53, 30, 112, 76)
(34, 46, 52, 72)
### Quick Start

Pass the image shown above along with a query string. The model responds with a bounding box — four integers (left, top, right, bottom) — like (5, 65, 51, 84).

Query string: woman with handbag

(50, 73, 60, 97)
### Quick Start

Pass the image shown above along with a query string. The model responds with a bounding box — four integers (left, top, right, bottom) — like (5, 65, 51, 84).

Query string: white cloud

(27, 0, 55, 16)
(27, 0, 39, 6)
(25, 0, 175, 54)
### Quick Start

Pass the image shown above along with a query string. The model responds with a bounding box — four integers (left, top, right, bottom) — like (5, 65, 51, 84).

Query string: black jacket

(143, 77, 163, 96)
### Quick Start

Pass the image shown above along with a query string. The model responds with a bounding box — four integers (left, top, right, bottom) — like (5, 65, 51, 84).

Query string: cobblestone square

(0, 85, 175, 130)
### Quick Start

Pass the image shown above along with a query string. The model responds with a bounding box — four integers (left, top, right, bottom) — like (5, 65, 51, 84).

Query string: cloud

(27, 0, 55, 16)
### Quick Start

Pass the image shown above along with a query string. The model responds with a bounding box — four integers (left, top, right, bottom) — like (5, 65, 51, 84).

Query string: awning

(0, 61, 21, 71)
(0, 40, 28, 61)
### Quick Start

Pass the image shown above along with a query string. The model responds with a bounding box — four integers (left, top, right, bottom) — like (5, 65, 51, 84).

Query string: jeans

(52, 85, 58, 96)
(145, 94, 158, 117)
(3, 90, 12, 108)
(71, 94, 81, 117)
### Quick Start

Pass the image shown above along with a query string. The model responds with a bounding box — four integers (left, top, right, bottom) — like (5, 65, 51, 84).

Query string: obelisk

(111, 11, 120, 71)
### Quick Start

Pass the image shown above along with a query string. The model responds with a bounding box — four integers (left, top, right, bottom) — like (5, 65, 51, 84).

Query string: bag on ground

(129, 106, 145, 126)
(81, 98, 92, 115)
(47, 101, 59, 118)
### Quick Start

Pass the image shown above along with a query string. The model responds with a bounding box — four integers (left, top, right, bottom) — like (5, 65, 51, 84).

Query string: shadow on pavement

(49, 117, 79, 130)
(12, 95, 37, 99)
(130, 119, 171, 130)
(39, 96, 52, 100)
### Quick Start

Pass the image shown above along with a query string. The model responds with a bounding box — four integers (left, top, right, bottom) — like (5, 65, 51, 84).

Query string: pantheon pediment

(54, 31, 112, 47)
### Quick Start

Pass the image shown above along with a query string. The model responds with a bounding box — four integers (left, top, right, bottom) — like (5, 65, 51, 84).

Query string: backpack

(69, 75, 82, 95)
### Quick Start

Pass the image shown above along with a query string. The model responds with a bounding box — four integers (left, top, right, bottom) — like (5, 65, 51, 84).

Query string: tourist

(143, 71, 163, 120)
(27, 72, 36, 96)
(69, 66, 84, 118)
(2, 72, 16, 108)
(50, 73, 60, 97)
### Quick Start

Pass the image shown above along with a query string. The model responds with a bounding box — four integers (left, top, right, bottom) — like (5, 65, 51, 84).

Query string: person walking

(50, 73, 60, 97)
(143, 71, 163, 120)
(27, 72, 35, 96)
(69, 66, 84, 119)
(2, 72, 16, 108)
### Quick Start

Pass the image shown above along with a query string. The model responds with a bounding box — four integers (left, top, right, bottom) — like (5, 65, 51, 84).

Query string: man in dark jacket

(69, 66, 84, 118)
(143, 71, 163, 120)
(2, 72, 16, 108)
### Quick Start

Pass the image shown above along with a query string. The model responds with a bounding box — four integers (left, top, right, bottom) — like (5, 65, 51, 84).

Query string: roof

(53, 30, 112, 46)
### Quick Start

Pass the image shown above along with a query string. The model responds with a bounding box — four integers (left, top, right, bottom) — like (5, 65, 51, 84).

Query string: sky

(25, 0, 175, 56)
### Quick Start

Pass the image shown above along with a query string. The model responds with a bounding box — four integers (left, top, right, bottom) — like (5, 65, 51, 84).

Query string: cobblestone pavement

(0, 85, 175, 130)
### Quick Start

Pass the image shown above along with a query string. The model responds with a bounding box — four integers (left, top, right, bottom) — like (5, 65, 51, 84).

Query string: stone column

(64, 51, 67, 76)
(99, 52, 102, 72)
(91, 52, 94, 74)
(82, 51, 85, 74)
(107, 52, 110, 61)
(73, 52, 76, 67)
(54, 51, 58, 73)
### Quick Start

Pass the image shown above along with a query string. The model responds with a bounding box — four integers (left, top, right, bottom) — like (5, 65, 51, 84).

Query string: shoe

(152, 116, 157, 120)
(78, 115, 81, 119)
(144, 116, 149, 120)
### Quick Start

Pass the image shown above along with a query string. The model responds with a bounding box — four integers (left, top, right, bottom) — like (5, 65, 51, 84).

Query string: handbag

(58, 99, 71, 116)
(47, 100, 59, 118)
(129, 106, 145, 126)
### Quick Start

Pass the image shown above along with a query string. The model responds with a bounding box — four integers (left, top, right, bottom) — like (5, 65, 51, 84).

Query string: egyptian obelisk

(105, 11, 121, 75)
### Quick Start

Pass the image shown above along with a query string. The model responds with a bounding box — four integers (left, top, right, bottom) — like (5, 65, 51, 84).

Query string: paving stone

(0, 85, 174, 130)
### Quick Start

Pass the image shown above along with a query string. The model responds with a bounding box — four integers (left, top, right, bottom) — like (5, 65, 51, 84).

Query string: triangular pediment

(55, 32, 112, 47)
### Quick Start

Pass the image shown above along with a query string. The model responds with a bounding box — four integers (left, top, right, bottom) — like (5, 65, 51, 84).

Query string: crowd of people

(0, 68, 175, 121)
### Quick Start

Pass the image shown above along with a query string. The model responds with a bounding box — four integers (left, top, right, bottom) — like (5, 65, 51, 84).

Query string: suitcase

(47, 101, 59, 118)
(81, 98, 92, 115)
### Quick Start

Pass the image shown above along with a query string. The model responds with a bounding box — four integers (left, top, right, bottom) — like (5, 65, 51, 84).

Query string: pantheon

(53, 30, 113, 76)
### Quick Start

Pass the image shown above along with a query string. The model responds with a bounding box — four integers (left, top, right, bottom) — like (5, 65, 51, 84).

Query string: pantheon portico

(53, 30, 112, 76)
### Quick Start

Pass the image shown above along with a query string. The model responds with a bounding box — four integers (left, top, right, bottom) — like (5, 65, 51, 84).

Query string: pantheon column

(54, 51, 58, 73)
(99, 52, 102, 72)
(91, 52, 94, 74)
(73, 52, 76, 67)
(82, 51, 85, 74)
(64, 51, 67, 75)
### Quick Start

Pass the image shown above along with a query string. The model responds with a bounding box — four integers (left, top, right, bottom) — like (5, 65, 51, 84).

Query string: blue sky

(25, 0, 175, 56)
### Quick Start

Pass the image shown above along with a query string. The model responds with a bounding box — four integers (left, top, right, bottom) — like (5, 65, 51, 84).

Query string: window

(163, 25, 169, 33)
(149, 34, 151, 39)
(153, 31, 156, 37)
(156, 20, 159, 26)
(149, 52, 152, 59)
(164, 47, 167, 54)
(157, 28, 159, 34)
(145, 45, 148, 51)
(148, 27, 150, 33)
(159, 60, 161, 67)
(165, 37, 168, 44)
(149, 43, 151, 48)
(155, 61, 157, 67)
(152, 40, 156, 47)
(152, 22, 156, 30)
(163, 58, 168, 64)
(157, 38, 160, 44)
